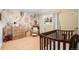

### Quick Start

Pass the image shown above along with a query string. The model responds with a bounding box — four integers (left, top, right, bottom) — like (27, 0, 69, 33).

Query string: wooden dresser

(3, 25, 26, 42)
(12, 26, 26, 40)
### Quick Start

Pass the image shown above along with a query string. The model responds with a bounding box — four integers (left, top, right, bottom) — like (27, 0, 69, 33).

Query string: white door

(59, 11, 77, 30)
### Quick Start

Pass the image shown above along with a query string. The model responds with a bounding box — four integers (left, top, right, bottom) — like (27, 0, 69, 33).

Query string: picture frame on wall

(45, 17, 52, 23)
(45, 17, 49, 22)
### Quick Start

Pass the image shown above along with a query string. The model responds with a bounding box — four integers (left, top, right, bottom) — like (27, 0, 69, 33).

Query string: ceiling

(0, 9, 60, 13)
(0, 9, 78, 15)
(20, 9, 61, 14)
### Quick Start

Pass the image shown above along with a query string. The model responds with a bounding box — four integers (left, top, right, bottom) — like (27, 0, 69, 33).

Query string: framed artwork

(45, 17, 49, 22)
(45, 17, 52, 23)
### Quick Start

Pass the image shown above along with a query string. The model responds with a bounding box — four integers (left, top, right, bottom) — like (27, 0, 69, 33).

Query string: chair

(31, 25, 39, 37)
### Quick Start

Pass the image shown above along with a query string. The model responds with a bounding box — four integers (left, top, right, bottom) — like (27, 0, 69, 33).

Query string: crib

(40, 30, 78, 50)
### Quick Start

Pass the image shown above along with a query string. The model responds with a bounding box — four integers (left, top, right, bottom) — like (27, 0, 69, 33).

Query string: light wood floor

(1, 36, 40, 50)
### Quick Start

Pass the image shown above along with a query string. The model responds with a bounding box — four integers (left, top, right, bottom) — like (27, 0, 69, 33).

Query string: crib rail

(69, 34, 79, 50)
(58, 30, 74, 40)
(40, 30, 76, 50)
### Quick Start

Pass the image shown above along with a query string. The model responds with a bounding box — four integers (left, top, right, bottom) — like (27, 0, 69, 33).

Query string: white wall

(0, 22, 3, 48)
(77, 10, 79, 35)
(0, 10, 21, 48)
(0, 12, 9, 48)
(0, 10, 33, 48)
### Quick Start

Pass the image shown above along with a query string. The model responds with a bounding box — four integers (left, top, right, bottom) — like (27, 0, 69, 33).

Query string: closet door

(59, 11, 77, 30)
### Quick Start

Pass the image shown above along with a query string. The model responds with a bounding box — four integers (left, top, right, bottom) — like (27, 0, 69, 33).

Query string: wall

(59, 10, 78, 30)
(39, 9, 78, 32)
(0, 10, 21, 48)
(77, 10, 79, 35)
(39, 9, 78, 33)
(0, 12, 9, 48)
(0, 22, 3, 48)
(0, 10, 34, 48)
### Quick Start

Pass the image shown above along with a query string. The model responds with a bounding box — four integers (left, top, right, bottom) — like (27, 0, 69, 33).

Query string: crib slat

(69, 43, 71, 50)
(53, 40, 55, 50)
(64, 31, 66, 39)
(49, 39, 51, 50)
(42, 37, 44, 50)
(45, 38, 47, 50)
(58, 41, 60, 50)
(68, 31, 70, 39)
(44, 37, 46, 50)
(70, 31, 73, 39)
(66, 31, 67, 39)
(43, 38, 44, 50)
(71, 31, 73, 36)
(63, 42, 66, 50)
(47, 39, 48, 50)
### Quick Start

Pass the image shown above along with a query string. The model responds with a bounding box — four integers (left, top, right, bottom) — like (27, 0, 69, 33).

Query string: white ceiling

(0, 9, 78, 15)
(21, 9, 60, 14)
(0, 9, 60, 13)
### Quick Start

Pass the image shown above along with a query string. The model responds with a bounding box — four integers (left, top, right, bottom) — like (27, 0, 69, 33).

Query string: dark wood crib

(40, 30, 78, 50)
